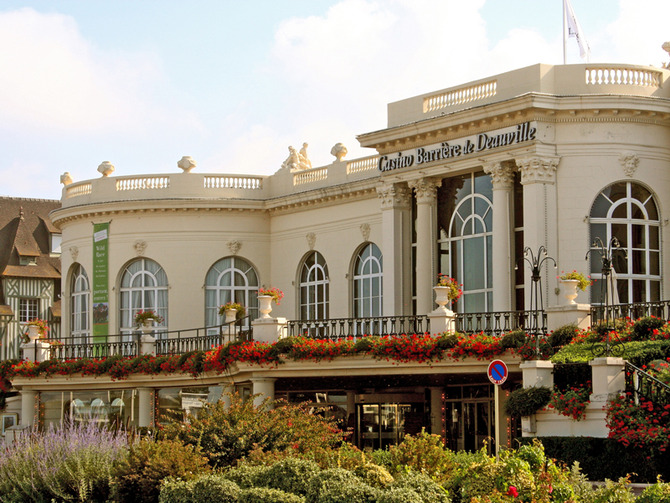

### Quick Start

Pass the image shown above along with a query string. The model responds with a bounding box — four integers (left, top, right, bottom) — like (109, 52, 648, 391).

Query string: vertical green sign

(92, 222, 110, 343)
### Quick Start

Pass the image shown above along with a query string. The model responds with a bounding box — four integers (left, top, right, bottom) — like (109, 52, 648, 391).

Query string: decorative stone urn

(224, 308, 237, 324)
(433, 286, 452, 311)
(560, 279, 580, 305)
(27, 324, 41, 342)
(141, 318, 155, 335)
(97, 161, 115, 177)
(258, 295, 273, 319)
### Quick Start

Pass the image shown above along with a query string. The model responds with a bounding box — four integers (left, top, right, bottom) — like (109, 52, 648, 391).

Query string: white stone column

(516, 156, 560, 310)
(409, 178, 441, 315)
(137, 387, 154, 427)
(520, 360, 555, 388)
(376, 183, 412, 316)
(589, 357, 625, 402)
(252, 377, 276, 408)
(252, 318, 288, 343)
(483, 161, 515, 311)
(20, 389, 37, 426)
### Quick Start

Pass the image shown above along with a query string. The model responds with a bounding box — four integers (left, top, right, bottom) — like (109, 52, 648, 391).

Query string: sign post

(487, 359, 508, 459)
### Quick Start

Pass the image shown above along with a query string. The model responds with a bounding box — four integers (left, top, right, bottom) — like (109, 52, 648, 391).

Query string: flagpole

(562, 0, 567, 64)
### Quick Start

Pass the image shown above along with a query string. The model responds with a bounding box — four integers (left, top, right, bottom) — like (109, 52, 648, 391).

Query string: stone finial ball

(178, 156, 197, 173)
(330, 143, 348, 161)
(97, 161, 115, 177)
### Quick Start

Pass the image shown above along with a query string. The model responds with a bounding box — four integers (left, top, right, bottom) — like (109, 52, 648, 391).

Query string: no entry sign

(487, 359, 508, 385)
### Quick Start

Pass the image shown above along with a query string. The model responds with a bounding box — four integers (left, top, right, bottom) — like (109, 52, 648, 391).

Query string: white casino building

(7, 62, 670, 451)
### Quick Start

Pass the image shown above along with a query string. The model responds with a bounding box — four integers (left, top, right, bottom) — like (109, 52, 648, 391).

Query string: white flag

(564, 0, 591, 61)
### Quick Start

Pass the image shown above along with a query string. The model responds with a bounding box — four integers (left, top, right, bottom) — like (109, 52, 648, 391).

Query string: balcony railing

(286, 315, 430, 340)
(47, 319, 251, 361)
(590, 301, 670, 325)
(455, 310, 546, 337)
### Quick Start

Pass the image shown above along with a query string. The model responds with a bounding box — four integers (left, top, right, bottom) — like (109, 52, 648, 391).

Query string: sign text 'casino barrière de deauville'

(378, 122, 536, 172)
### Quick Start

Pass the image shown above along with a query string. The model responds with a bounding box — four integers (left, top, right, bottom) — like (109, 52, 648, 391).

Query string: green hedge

(519, 436, 670, 483)
(551, 340, 670, 365)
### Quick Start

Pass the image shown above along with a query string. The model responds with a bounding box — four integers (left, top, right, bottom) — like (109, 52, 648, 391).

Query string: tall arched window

(438, 172, 493, 313)
(589, 181, 661, 303)
(70, 264, 90, 344)
(119, 258, 168, 337)
(205, 257, 259, 326)
(353, 243, 383, 317)
(300, 251, 329, 320)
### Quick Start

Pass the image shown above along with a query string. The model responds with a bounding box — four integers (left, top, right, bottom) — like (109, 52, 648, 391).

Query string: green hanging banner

(92, 222, 110, 343)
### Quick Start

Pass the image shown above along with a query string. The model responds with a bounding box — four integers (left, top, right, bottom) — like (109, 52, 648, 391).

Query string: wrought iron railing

(455, 310, 546, 337)
(49, 336, 141, 360)
(285, 315, 430, 340)
(625, 361, 670, 406)
(47, 318, 251, 361)
(591, 301, 670, 325)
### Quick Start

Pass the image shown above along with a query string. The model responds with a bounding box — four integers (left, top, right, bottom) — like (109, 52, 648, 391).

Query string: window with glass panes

(119, 259, 168, 338)
(70, 264, 90, 344)
(353, 243, 383, 317)
(19, 298, 39, 322)
(300, 251, 329, 320)
(205, 257, 259, 327)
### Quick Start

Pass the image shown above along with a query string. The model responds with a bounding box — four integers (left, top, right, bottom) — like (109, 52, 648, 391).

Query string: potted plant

(219, 302, 246, 322)
(257, 287, 284, 319)
(433, 274, 462, 309)
(134, 309, 164, 328)
(558, 270, 592, 305)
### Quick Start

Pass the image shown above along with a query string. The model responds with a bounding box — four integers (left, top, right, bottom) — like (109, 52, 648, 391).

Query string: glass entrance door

(444, 399, 493, 453)
(358, 403, 413, 450)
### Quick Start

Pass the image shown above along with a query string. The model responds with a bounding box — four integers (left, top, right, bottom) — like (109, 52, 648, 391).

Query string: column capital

(408, 177, 442, 203)
(483, 161, 515, 189)
(515, 156, 559, 185)
(376, 182, 411, 210)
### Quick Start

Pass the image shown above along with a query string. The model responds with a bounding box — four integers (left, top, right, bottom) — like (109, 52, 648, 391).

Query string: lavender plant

(0, 420, 130, 502)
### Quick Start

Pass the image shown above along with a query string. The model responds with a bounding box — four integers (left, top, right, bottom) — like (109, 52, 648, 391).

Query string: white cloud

(0, 8, 165, 134)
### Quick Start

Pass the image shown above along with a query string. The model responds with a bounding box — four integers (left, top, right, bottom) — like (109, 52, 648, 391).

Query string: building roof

(0, 197, 61, 303)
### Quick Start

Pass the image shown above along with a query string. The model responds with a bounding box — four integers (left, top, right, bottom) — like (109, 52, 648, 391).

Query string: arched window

(300, 251, 329, 320)
(353, 243, 383, 317)
(205, 257, 259, 326)
(589, 181, 661, 303)
(438, 172, 493, 313)
(119, 258, 168, 337)
(70, 264, 90, 344)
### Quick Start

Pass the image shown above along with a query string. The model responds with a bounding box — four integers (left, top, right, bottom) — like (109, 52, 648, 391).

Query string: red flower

(507, 485, 519, 498)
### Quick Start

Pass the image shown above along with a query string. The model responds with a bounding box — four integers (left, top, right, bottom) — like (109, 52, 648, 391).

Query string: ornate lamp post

(585, 236, 627, 356)
(517, 246, 556, 355)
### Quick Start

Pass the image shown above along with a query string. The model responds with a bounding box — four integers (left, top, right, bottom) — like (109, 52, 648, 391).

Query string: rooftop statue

(282, 143, 312, 171)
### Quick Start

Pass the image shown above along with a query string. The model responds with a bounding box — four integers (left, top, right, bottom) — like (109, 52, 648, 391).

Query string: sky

(1, 0, 668, 200)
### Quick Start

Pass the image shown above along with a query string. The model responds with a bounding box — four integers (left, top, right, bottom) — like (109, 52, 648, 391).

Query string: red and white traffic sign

(487, 359, 508, 385)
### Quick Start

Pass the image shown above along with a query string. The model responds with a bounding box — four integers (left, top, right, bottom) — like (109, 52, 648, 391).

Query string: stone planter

(27, 324, 41, 342)
(141, 318, 155, 335)
(224, 308, 237, 324)
(433, 286, 452, 310)
(560, 279, 580, 305)
(258, 295, 273, 319)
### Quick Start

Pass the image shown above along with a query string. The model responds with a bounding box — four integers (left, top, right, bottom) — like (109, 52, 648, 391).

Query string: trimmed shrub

(385, 431, 454, 483)
(436, 333, 459, 350)
(632, 316, 666, 341)
(504, 386, 551, 417)
(159, 478, 195, 503)
(191, 475, 240, 503)
(500, 329, 527, 350)
(262, 458, 320, 495)
(553, 362, 591, 391)
(546, 324, 577, 348)
(636, 478, 670, 503)
(306, 468, 378, 503)
(353, 463, 394, 488)
(222, 464, 269, 489)
(391, 471, 451, 503)
(110, 438, 210, 503)
(240, 487, 305, 503)
(377, 487, 423, 503)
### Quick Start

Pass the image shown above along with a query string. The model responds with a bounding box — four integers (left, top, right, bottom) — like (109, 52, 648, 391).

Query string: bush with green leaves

(222, 464, 269, 489)
(191, 475, 240, 503)
(632, 316, 666, 341)
(160, 393, 344, 468)
(305, 468, 378, 503)
(384, 430, 455, 483)
(261, 457, 320, 495)
(390, 471, 451, 503)
(504, 386, 551, 417)
(546, 324, 578, 348)
(578, 476, 636, 503)
(636, 477, 670, 503)
(0, 421, 129, 503)
(352, 463, 394, 488)
(240, 487, 305, 503)
(159, 478, 195, 503)
(377, 487, 423, 503)
(110, 438, 210, 503)
(500, 329, 527, 349)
